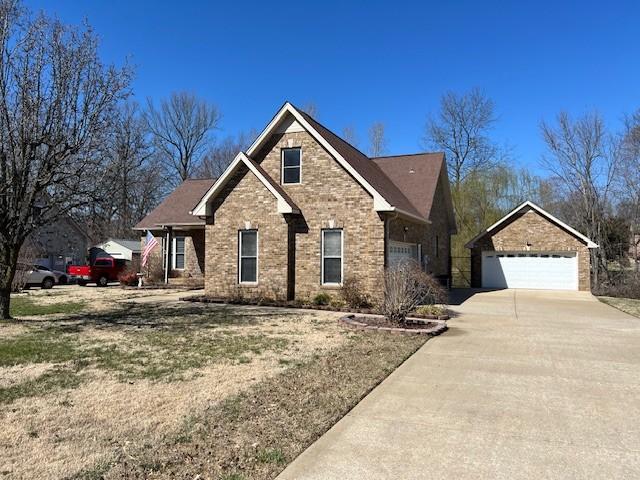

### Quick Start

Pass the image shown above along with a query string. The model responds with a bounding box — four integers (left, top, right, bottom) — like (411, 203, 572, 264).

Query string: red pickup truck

(68, 258, 128, 287)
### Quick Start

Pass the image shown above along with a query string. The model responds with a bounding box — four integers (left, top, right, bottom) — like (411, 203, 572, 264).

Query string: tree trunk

(0, 242, 21, 320)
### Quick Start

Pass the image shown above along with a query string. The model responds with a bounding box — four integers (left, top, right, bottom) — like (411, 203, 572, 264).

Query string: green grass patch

(10, 296, 85, 317)
(0, 329, 80, 366)
(256, 448, 287, 465)
(0, 365, 85, 405)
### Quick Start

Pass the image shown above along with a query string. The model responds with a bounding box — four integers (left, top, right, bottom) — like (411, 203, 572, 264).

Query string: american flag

(142, 231, 159, 267)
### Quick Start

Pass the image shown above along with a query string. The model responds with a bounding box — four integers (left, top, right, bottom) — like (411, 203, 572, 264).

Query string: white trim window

(321, 229, 343, 285)
(281, 147, 301, 184)
(173, 236, 185, 270)
(239, 230, 258, 283)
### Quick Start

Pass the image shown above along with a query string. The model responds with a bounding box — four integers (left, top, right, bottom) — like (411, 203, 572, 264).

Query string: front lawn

(598, 296, 640, 318)
(0, 290, 427, 479)
(9, 295, 86, 316)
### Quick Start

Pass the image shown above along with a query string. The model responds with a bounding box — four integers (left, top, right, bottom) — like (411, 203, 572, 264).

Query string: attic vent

(409, 169, 415, 174)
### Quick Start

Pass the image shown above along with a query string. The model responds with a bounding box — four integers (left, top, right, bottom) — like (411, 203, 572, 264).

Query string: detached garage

(466, 201, 598, 291)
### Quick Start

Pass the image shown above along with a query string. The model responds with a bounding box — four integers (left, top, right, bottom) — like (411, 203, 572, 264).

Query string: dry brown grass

(102, 331, 427, 480)
(0, 291, 349, 480)
(599, 296, 640, 318)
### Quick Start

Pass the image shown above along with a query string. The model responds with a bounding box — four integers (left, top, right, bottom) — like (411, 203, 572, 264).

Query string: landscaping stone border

(180, 294, 450, 320)
(339, 314, 448, 336)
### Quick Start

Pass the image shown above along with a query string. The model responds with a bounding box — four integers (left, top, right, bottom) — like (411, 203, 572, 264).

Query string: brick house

(466, 201, 598, 291)
(190, 102, 456, 301)
(134, 179, 214, 284)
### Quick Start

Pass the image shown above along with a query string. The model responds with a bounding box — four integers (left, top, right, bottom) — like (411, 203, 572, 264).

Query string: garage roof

(465, 201, 599, 249)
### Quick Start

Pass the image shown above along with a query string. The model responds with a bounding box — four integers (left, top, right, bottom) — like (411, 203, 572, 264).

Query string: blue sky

(25, 0, 640, 174)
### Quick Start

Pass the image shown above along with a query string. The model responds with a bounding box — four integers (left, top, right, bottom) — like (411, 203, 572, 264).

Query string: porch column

(164, 227, 172, 284)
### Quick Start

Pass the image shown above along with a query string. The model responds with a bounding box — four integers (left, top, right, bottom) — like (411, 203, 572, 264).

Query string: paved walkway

(277, 289, 640, 479)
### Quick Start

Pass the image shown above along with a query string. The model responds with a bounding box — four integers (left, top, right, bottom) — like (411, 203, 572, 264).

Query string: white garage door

(388, 241, 419, 268)
(482, 252, 578, 290)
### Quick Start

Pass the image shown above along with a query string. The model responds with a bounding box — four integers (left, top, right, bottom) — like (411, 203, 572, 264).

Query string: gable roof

(134, 178, 216, 231)
(295, 109, 423, 220)
(192, 102, 455, 224)
(191, 152, 300, 216)
(465, 201, 599, 249)
(372, 153, 456, 232)
(97, 239, 141, 253)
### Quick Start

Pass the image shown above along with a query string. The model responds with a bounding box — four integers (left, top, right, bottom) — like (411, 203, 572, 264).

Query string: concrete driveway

(278, 289, 640, 479)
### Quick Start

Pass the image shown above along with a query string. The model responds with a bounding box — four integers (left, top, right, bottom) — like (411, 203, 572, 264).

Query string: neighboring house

(90, 239, 142, 263)
(29, 215, 89, 270)
(466, 201, 598, 291)
(134, 179, 215, 282)
(190, 102, 456, 301)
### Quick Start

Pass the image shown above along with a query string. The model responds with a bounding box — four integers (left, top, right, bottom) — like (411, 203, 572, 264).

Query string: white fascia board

(191, 152, 298, 216)
(465, 200, 598, 249)
(247, 102, 394, 215)
(191, 153, 244, 216)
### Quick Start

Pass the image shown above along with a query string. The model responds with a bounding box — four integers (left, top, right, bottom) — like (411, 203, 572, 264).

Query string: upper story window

(281, 148, 301, 184)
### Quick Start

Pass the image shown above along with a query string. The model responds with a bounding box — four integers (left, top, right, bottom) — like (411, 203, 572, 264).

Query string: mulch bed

(181, 294, 450, 320)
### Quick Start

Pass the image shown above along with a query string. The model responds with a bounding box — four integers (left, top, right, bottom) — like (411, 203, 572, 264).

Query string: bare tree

(196, 130, 256, 179)
(540, 111, 619, 287)
(145, 91, 220, 185)
(368, 122, 387, 157)
(0, 0, 132, 318)
(81, 102, 164, 240)
(424, 88, 502, 186)
(301, 102, 318, 118)
(342, 125, 358, 147)
(618, 109, 640, 268)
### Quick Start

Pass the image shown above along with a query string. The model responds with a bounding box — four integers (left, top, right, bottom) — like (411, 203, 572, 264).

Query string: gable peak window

(282, 147, 301, 184)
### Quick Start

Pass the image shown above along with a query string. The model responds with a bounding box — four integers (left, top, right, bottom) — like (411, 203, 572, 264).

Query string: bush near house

(382, 262, 446, 324)
(117, 269, 139, 287)
(340, 277, 372, 309)
(313, 292, 332, 306)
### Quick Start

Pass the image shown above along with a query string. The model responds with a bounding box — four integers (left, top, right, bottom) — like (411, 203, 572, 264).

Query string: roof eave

(465, 201, 599, 249)
(191, 152, 300, 216)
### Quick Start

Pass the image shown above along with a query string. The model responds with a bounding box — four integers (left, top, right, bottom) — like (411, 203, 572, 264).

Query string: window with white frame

(281, 148, 301, 184)
(239, 230, 258, 283)
(173, 236, 185, 269)
(321, 229, 343, 285)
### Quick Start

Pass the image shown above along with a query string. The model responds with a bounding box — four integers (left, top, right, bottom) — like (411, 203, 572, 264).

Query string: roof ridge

(372, 151, 444, 159)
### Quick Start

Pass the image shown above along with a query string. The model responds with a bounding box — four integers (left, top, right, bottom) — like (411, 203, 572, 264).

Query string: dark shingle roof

(296, 109, 424, 219)
(371, 153, 446, 220)
(134, 178, 216, 230)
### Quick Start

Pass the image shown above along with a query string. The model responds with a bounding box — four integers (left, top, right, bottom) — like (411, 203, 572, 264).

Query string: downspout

(384, 212, 399, 269)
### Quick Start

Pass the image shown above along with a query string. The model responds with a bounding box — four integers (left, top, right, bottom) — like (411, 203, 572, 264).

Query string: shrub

(382, 262, 446, 324)
(340, 277, 371, 308)
(415, 304, 447, 317)
(118, 270, 139, 287)
(313, 292, 332, 306)
(593, 271, 640, 299)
